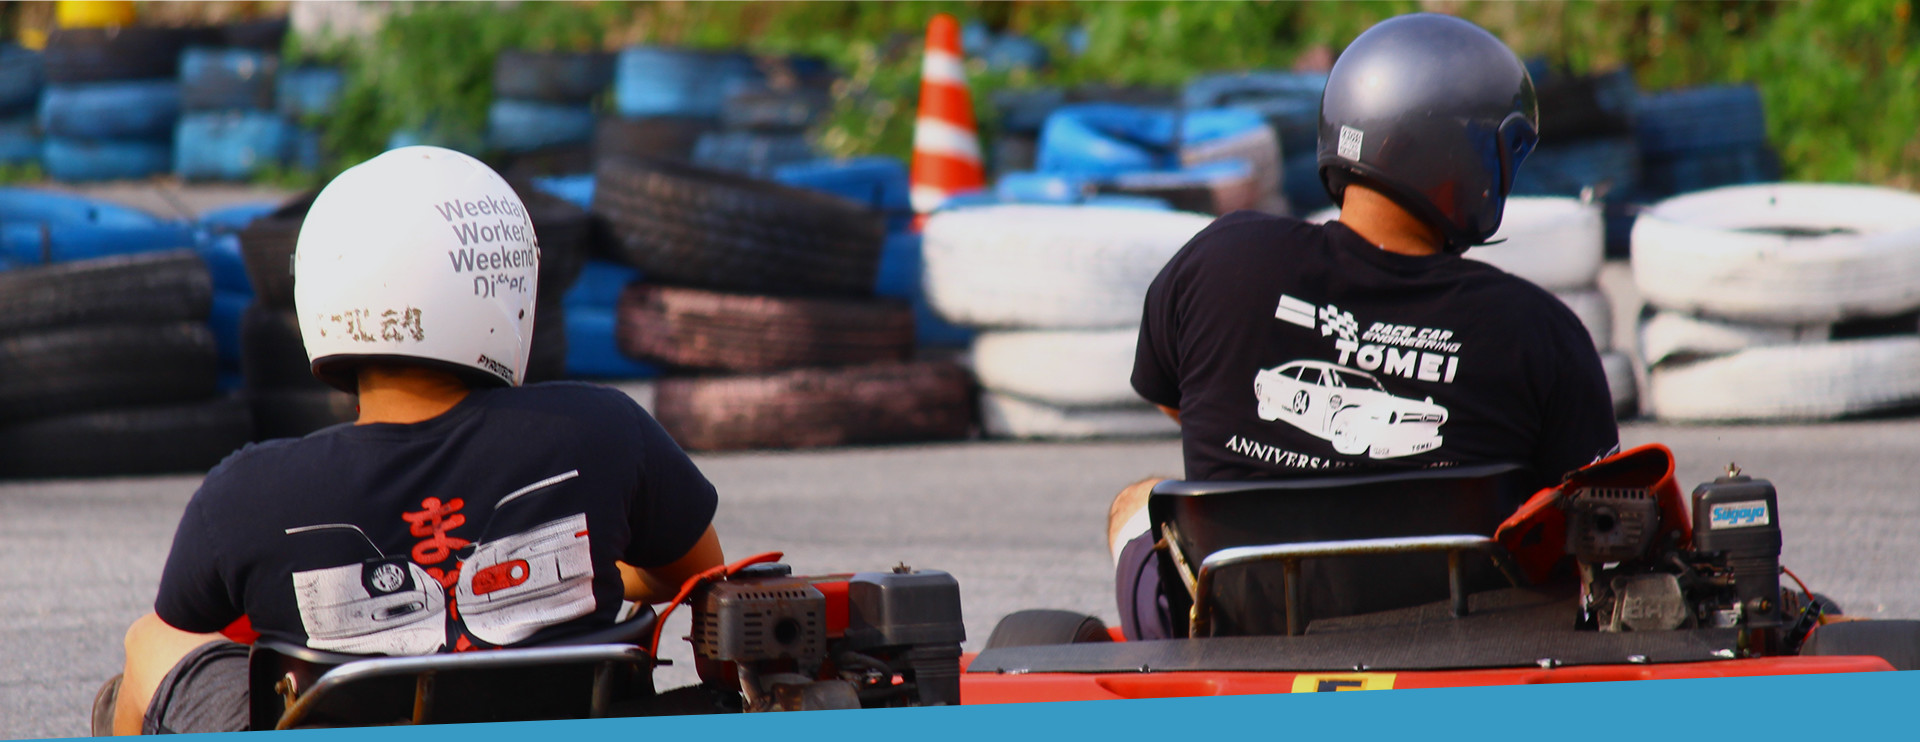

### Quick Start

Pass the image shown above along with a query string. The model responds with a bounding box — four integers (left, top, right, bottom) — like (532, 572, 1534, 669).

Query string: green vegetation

(289, 1, 1918, 188)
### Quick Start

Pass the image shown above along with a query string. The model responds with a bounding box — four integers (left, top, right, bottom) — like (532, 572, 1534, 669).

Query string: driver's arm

(618, 524, 724, 604)
(1156, 405, 1181, 424)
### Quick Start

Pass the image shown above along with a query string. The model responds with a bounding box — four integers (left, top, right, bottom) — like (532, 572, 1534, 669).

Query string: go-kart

(961, 444, 1918, 703)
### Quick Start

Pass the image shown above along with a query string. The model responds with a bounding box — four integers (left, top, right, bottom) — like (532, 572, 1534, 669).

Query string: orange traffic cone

(909, 13, 987, 223)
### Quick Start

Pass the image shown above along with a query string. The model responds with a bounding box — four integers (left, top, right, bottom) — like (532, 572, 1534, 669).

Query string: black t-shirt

(1133, 211, 1617, 488)
(154, 382, 717, 655)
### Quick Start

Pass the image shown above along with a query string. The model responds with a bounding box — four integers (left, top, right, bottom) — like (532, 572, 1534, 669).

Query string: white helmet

(295, 146, 539, 393)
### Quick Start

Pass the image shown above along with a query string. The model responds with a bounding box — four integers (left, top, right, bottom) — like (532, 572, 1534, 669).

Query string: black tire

(652, 361, 974, 451)
(593, 115, 712, 161)
(526, 300, 568, 384)
(721, 89, 832, 132)
(983, 610, 1115, 650)
(239, 305, 321, 390)
(0, 397, 250, 478)
(517, 184, 591, 296)
(1801, 620, 1920, 671)
(42, 27, 205, 83)
(249, 387, 357, 441)
(492, 145, 595, 180)
(592, 156, 886, 296)
(0, 250, 210, 335)
(493, 50, 614, 104)
(616, 283, 913, 372)
(237, 192, 317, 309)
(0, 323, 218, 423)
(221, 18, 290, 51)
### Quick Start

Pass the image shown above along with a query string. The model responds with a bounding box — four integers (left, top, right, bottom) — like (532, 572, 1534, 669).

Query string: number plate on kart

(1290, 673, 1397, 692)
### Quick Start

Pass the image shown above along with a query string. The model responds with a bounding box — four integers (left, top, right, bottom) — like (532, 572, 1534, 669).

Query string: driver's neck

(355, 365, 471, 425)
(1335, 184, 1443, 257)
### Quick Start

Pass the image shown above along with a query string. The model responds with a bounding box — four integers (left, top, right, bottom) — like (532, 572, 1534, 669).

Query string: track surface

(4, 420, 1919, 738)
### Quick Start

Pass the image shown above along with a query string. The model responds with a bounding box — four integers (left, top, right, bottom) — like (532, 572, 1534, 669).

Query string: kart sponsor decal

(1709, 500, 1771, 529)
(1253, 297, 1457, 461)
(1291, 673, 1396, 692)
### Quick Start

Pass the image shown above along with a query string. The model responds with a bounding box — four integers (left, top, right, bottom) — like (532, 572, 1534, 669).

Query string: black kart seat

(248, 608, 658, 730)
(1147, 463, 1535, 638)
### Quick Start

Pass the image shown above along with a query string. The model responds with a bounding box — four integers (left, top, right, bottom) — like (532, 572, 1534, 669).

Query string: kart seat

(247, 607, 659, 730)
(1147, 463, 1534, 638)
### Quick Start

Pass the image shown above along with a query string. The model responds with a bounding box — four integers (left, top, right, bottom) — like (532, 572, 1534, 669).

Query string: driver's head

(293, 146, 540, 393)
(1316, 13, 1539, 253)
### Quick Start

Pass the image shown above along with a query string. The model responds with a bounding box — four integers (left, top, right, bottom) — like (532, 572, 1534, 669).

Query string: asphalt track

(4, 416, 1919, 739)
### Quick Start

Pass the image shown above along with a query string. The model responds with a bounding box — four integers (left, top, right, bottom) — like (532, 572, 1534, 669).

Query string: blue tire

(493, 50, 613, 104)
(562, 259, 641, 311)
(992, 88, 1066, 136)
(1283, 151, 1333, 215)
(1633, 85, 1768, 157)
(565, 307, 659, 379)
(983, 35, 1049, 72)
(0, 116, 37, 164)
(209, 289, 250, 366)
(532, 174, 595, 211)
(772, 156, 909, 212)
(1183, 71, 1325, 158)
(197, 232, 256, 294)
(0, 187, 170, 227)
(613, 47, 763, 119)
(276, 66, 343, 119)
(1512, 137, 1641, 198)
(179, 47, 278, 112)
(1037, 105, 1268, 176)
(487, 98, 595, 153)
(995, 171, 1092, 203)
(289, 126, 322, 172)
(873, 233, 973, 348)
(174, 113, 293, 181)
(197, 202, 278, 234)
(41, 138, 173, 182)
(0, 44, 45, 116)
(691, 131, 815, 176)
(38, 81, 181, 141)
(1640, 145, 1781, 199)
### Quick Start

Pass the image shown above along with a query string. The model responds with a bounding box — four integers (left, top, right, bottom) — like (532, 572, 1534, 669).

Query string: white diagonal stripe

(498, 469, 581, 509)
(1275, 294, 1318, 328)
(921, 50, 966, 86)
(913, 117, 982, 161)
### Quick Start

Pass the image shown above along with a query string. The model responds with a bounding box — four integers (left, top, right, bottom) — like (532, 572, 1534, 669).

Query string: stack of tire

(275, 65, 343, 172)
(924, 204, 1215, 439)
(232, 192, 354, 439)
(601, 47, 756, 172)
(0, 45, 44, 169)
(1512, 65, 1643, 258)
(38, 27, 201, 181)
(692, 56, 832, 177)
(1307, 198, 1635, 418)
(0, 188, 196, 268)
(595, 155, 972, 451)
(0, 250, 249, 478)
(513, 183, 592, 384)
(1633, 85, 1778, 201)
(488, 50, 611, 175)
(1183, 71, 1326, 214)
(1035, 104, 1285, 216)
(1633, 183, 1920, 422)
(524, 176, 659, 381)
(195, 200, 280, 391)
(174, 46, 290, 180)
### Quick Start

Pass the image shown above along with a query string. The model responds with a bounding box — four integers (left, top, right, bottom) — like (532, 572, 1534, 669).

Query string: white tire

(972, 327, 1139, 407)
(1632, 183, 1920, 323)
(1601, 350, 1638, 419)
(979, 391, 1179, 440)
(1638, 311, 1830, 366)
(1646, 337, 1920, 422)
(1554, 288, 1612, 353)
(1305, 197, 1604, 290)
(923, 205, 1215, 330)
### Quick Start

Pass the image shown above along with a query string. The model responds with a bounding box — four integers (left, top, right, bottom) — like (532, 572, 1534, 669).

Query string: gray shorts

(143, 640, 249, 734)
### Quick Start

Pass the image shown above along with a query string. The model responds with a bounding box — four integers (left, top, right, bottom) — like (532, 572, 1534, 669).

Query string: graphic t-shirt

(1133, 211, 1617, 488)
(154, 382, 718, 655)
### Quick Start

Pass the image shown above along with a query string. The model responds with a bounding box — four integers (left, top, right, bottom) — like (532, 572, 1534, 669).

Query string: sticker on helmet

(1338, 125, 1365, 161)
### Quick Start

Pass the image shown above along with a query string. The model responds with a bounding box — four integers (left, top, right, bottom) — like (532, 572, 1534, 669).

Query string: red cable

(647, 551, 785, 658)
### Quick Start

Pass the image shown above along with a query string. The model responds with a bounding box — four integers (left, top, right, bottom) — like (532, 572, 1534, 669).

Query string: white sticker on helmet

(1338, 126, 1365, 161)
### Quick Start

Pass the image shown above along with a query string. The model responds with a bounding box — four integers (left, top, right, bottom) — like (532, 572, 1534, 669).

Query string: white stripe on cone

(921, 50, 967, 86)
(912, 117, 983, 161)
(911, 185, 961, 213)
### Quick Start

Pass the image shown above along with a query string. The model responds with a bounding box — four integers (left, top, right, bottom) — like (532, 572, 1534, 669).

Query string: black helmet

(1317, 13, 1539, 251)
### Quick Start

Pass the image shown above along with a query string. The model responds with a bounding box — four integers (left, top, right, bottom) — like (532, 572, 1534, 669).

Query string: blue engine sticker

(1709, 500, 1771, 529)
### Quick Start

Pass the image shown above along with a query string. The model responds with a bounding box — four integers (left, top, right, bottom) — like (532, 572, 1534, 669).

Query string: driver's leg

(1110, 477, 1174, 641)
(1107, 477, 1162, 557)
(114, 613, 230, 734)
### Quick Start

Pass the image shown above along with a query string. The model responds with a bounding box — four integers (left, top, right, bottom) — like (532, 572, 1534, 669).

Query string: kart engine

(1569, 466, 1792, 652)
(689, 563, 965, 712)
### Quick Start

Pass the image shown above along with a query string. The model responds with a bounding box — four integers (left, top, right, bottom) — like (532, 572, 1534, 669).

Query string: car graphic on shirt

(292, 557, 448, 656)
(1252, 360, 1448, 459)
(454, 512, 596, 646)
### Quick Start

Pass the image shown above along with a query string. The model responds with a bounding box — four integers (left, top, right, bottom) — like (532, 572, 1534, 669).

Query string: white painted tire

(1632, 183, 1920, 323)
(1602, 350, 1637, 419)
(1554, 288, 1612, 353)
(1305, 197, 1604, 290)
(923, 205, 1216, 330)
(972, 327, 1139, 407)
(1646, 337, 1920, 422)
(979, 391, 1179, 440)
(1638, 311, 1830, 366)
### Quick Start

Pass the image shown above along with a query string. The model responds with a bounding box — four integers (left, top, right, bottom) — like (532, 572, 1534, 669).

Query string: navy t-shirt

(1133, 211, 1617, 488)
(154, 382, 717, 655)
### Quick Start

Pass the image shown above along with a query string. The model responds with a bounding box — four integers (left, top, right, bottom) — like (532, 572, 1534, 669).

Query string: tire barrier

(0, 189, 196, 267)
(42, 27, 205, 84)
(0, 116, 38, 165)
(652, 361, 974, 451)
(249, 388, 356, 441)
(594, 115, 712, 161)
(40, 137, 172, 181)
(563, 259, 640, 309)
(616, 283, 913, 373)
(0, 322, 218, 423)
(774, 156, 912, 233)
(1511, 137, 1640, 199)
(238, 305, 316, 390)
(275, 66, 344, 119)
(38, 80, 181, 140)
(519, 186, 591, 296)
(922, 204, 1212, 330)
(237, 192, 316, 309)
(564, 306, 659, 379)
(1553, 289, 1612, 354)
(493, 50, 613, 104)
(210, 290, 247, 368)
(1632, 184, 1920, 324)
(174, 112, 294, 181)
(0, 397, 251, 478)
(872, 233, 972, 348)
(179, 47, 278, 112)
(593, 155, 885, 296)
(1639, 145, 1780, 200)
(1036, 105, 1273, 178)
(691, 130, 816, 176)
(1467, 197, 1606, 291)
(1646, 337, 1920, 422)
(613, 47, 762, 119)
(196, 231, 253, 294)
(1181, 71, 1325, 163)
(1633, 85, 1768, 157)
(488, 99, 596, 154)
(992, 88, 1067, 137)
(533, 174, 596, 210)
(978, 391, 1177, 440)
(0, 44, 44, 116)
(1639, 311, 1833, 367)
(1601, 351, 1638, 419)
(1095, 160, 1262, 216)
(0, 250, 210, 336)
(1531, 67, 1638, 141)
(525, 298, 569, 385)
(221, 18, 290, 51)
(1283, 151, 1333, 215)
(722, 89, 832, 132)
(972, 327, 1138, 407)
